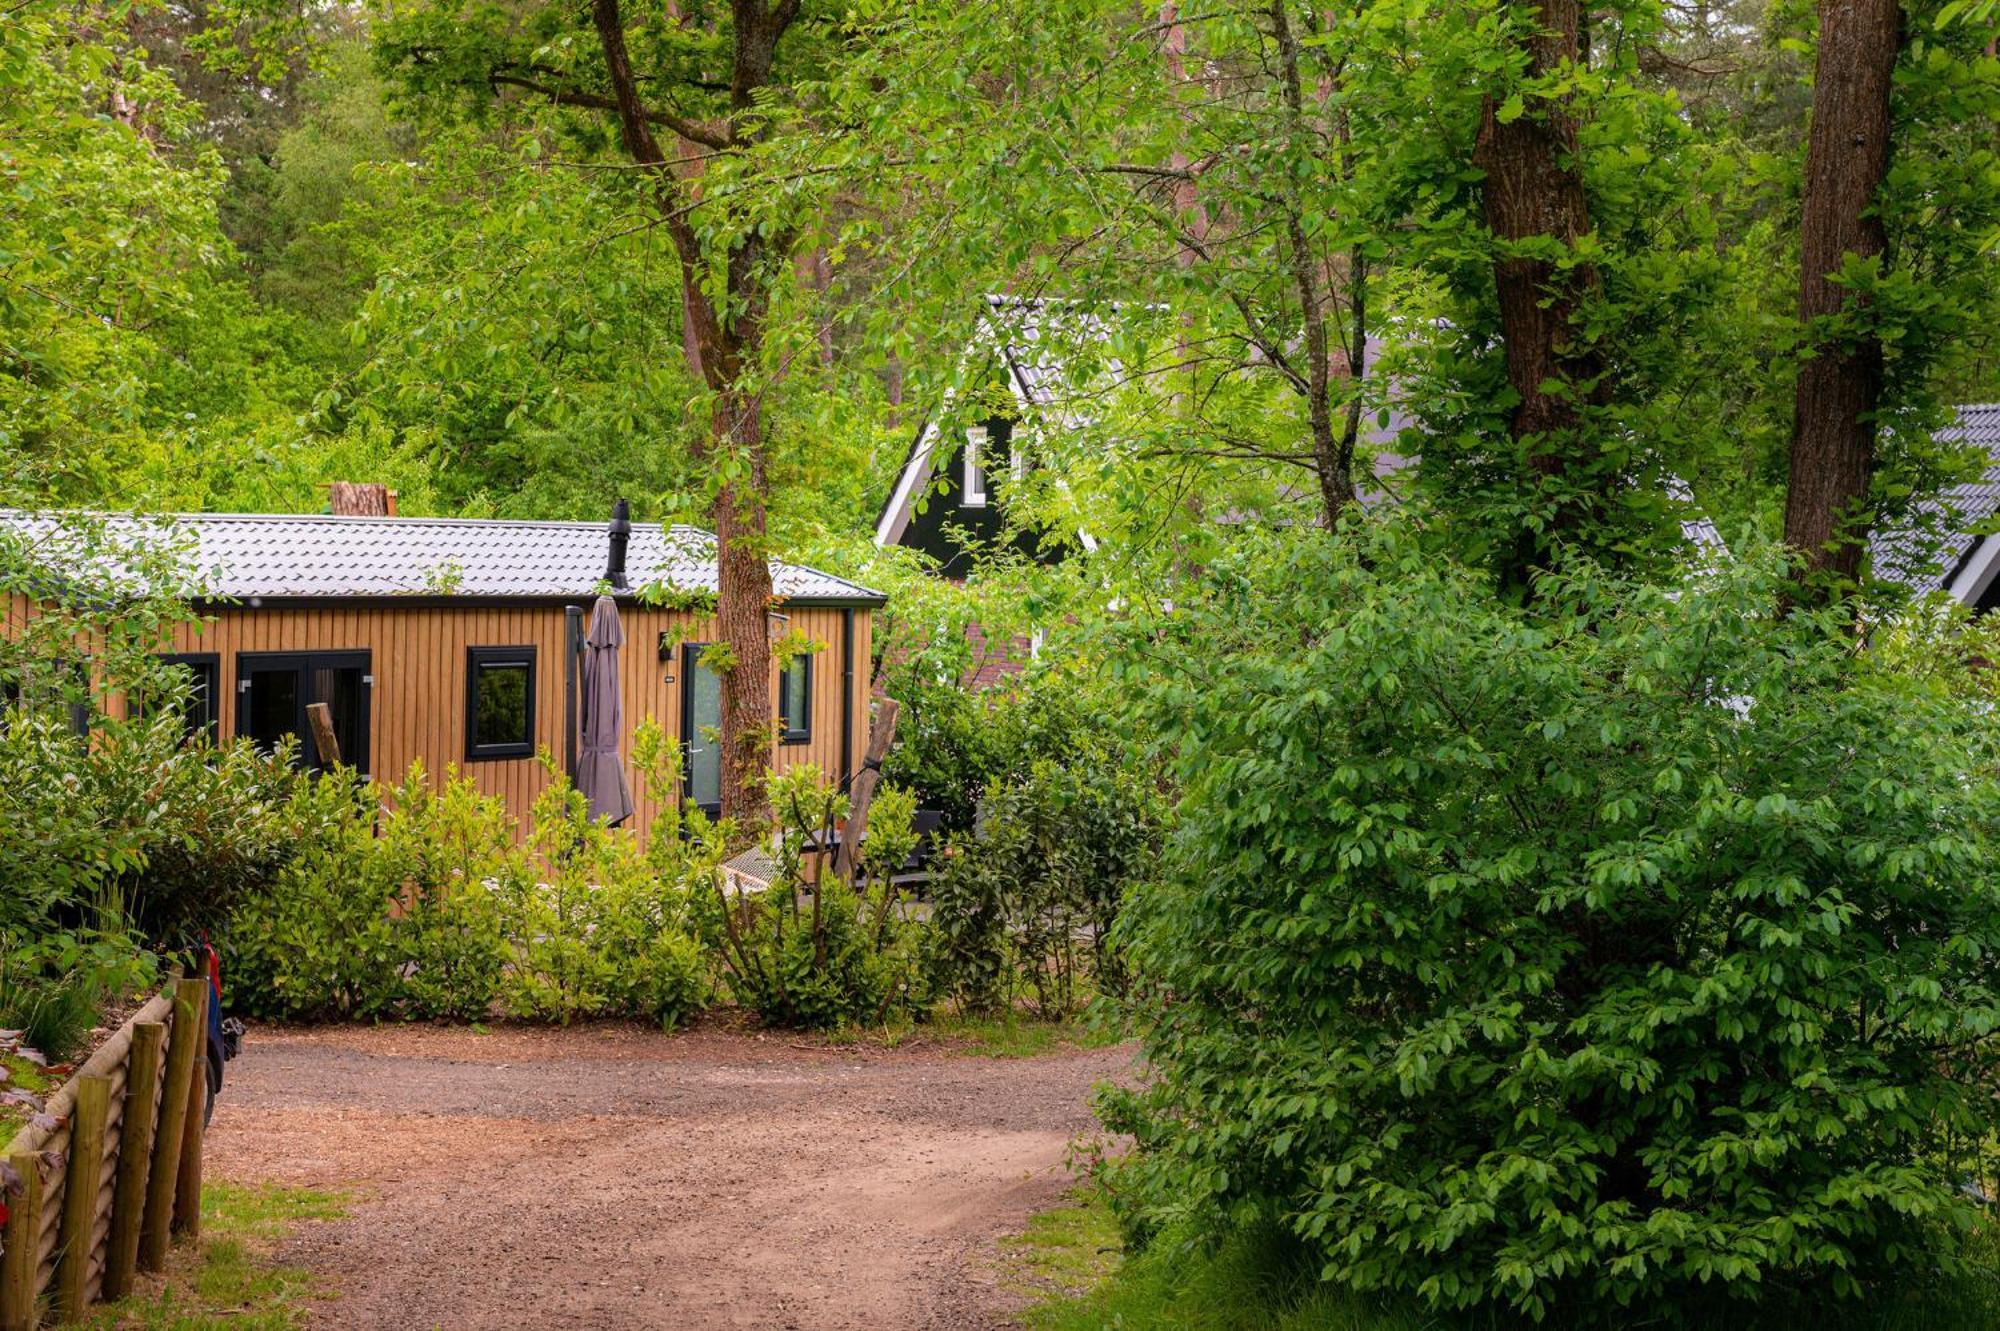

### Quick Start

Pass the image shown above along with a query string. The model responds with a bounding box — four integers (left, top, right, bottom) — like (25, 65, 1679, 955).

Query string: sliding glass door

(237, 650, 371, 775)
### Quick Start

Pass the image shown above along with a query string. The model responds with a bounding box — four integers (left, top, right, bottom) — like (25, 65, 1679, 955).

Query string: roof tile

(0, 511, 885, 605)
(1869, 404, 2000, 593)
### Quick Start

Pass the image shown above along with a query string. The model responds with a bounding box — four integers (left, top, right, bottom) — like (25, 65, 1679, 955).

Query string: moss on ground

(0, 1051, 52, 1142)
(926, 1012, 1124, 1059)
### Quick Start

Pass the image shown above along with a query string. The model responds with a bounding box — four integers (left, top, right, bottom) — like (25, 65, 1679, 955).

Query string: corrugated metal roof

(0, 510, 886, 605)
(1869, 403, 2000, 594)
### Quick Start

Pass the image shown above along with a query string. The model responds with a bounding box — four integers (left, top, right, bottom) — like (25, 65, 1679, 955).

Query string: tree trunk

(582, 0, 798, 830)
(1782, 0, 1901, 598)
(1476, 0, 1601, 454)
(1473, 0, 1604, 582)
(1269, 0, 1353, 526)
(712, 389, 776, 829)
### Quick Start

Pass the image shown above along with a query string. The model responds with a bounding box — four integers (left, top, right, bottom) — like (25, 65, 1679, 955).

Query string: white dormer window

(963, 426, 989, 507)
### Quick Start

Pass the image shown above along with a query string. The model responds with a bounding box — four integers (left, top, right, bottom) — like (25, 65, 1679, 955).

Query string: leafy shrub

(926, 712, 1163, 1016)
(0, 520, 313, 958)
(706, 766, 928, 1029)
(0, 930, 159, 1061)
(878, 669, 996, 832)
(225, 765, 398, 1021)
(376, 767, 515, 1022)
(1102, 522, 2000, 1319)
(0, 516, 316, 1052)
(499, 777, 702, 1025)
(882, 659, 1118, 835)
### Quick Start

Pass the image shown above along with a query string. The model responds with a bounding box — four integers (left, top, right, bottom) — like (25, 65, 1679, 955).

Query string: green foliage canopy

(1104, 519, 2000, 1317)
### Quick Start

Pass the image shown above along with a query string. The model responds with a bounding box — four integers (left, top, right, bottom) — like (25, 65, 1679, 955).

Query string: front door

(237, 650, 371, 775)
(680, 642, 722, 817)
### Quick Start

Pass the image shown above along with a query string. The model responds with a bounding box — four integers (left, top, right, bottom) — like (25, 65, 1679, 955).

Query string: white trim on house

(873, 418, 941, 548)
(1948, 533, 2000, 607)
(963, 426, 990, 507)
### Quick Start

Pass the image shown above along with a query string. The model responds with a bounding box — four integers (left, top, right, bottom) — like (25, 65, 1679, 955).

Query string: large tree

(1780, 0, 1902, 596)
(377, 0, 844, 825)
(1474, 0, 1609, 583)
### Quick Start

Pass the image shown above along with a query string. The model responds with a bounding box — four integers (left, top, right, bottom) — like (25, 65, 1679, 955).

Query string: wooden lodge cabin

(2, 498, 885, 841)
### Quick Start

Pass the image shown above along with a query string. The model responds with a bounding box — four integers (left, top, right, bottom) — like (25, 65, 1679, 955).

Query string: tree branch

(487, 70, 731, 150)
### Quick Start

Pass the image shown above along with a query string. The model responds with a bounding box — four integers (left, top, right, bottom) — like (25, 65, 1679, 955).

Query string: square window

(2, 660, 90, 737)
(778, 653, 811, 744)
(133, 653, 220, 743)
(239, 650, 372, 774)
(466, 646, 536, 760)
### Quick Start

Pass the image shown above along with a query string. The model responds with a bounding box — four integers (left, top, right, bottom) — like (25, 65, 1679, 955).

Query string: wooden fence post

(0, 1149, 44, 1331)
(54, 1075, 110, 1322)
(170, 1006, 206, 1239)
(103, 1021, 164, 1300)
(834, 696, 899, 885)
(140, 978, 205, 1271)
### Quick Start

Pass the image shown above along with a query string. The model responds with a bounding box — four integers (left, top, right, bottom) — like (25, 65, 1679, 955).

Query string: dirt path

(207, 1022, 1131, 1331)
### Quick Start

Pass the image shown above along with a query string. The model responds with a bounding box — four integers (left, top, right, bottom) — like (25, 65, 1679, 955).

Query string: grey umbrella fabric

(577, 594, 634, 826)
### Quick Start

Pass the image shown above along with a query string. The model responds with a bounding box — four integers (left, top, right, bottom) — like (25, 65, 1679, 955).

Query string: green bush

(927, 714, 1163, 1016)
(376, 768, 514, 1022)
(498, 776, 707, 1026)
(1102, 522, 2000, 1320)
(881, 659, 1121, 835)
(0, 519, 306, 944)
(706, 766, 928, 1029)
(879, 668, 996, 832)
(225, 765, 399, 1021)
(0, 930, 158, 1061)
(229, 760, 715, 1029)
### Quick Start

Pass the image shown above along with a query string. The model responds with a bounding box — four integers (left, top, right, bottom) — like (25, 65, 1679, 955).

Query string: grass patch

(1009, 1190, 2000, 1331)
(999, 1189, 1126, 1305)
(928, 1012, 1125, 1059)
(1006, 1191, 1406, 1331)
(79, 1182, 347, 1330)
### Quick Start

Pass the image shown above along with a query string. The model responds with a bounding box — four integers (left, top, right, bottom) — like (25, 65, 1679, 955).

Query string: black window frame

(464, 645, 538, 761)
(777, 652, 812, 745)
(132, 652, 221, 744)
(2, 660, 90, 737)
(235, 649, 372, 776)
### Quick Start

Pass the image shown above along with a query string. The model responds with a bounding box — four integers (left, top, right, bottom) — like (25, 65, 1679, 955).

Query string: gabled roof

(875, 298, 1722, 562)
(0, 511, 885, 606)
(874, 297, 1093, 550)
(1869, 404, 2000, 600)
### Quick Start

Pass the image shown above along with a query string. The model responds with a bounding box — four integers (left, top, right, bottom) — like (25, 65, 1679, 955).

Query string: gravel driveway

(206, 1022, 1131, 1330)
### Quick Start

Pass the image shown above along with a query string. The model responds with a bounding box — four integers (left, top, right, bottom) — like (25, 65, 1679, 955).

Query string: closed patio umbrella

(577, 594, 633, 826)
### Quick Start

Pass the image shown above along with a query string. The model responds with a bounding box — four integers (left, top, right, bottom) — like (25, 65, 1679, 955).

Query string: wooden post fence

(102, 1021, 162, 1300)
(0, 978, 208, 1327)
(0, 1147, 43, 1331)
(142, 978, 206, 1272)
(52, 1077, 108, 1322)
(171, 1014, 205, 1240)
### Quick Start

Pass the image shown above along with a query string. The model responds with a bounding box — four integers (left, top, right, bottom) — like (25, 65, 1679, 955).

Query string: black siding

(897, 414, 1062, 576)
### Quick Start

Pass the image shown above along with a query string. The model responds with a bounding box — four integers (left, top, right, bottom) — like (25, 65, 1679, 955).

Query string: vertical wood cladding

(7, 594, 875, 845)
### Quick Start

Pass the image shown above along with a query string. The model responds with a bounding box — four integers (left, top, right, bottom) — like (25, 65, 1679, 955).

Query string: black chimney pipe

(606, 498, 631, 590)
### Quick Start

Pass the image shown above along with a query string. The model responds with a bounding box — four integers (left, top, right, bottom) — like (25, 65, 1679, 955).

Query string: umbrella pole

(564, 605, 583, 782)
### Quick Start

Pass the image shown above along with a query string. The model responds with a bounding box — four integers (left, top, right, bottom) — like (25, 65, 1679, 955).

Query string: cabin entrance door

(237, 650, 372, 776)
(679, 642, 722, 817)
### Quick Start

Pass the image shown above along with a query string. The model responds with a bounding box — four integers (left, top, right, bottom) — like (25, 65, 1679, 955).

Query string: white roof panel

(0, 511, 885, 605)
